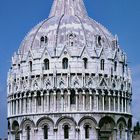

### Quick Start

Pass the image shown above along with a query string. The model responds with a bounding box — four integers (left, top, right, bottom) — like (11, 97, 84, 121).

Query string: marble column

(44, 94, 46, 112)
(125, 128, 128, 140)
(28, 93, 31, 113)
(53, 92, 56, 112)
(102, 93, 105, 111)
(118, 94, 120, 112)
(10, 99, 12, 115)
(16, 97, 18, 115)
(113, 128, 117, 140)
(34, 92, 37, 113)
(124, 94, 127, 113)
(19, 95, 22, 114)
(82, 90, 86, 111)
(41, 92, 44, 112)
(89, 90, 92, 111)
(47, 91, 49, 112)
(67, 90, 71, 111)
(24, 95, 27, 114)
(61, 90, 64, 112)
(96, 127, 100, 140)
(76, 90, 78, 111)
(108, 94, 111, 111)
(113, 93, 116, 112)
(122, 96, 124, 112)
(96, 92, 99, 111)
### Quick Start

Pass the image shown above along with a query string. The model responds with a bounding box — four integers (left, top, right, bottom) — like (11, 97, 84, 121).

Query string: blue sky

(0, 0, 140, 138)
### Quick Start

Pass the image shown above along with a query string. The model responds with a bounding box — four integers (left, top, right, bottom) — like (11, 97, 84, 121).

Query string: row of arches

(9, 116, 132, 140)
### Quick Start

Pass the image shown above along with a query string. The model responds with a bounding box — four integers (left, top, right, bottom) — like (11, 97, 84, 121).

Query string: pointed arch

(44, 59, 50, 70)
(62, 58, 68, 69)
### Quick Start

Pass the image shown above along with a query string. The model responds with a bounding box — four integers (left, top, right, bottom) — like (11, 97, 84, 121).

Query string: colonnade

(8, 89, 131, 116)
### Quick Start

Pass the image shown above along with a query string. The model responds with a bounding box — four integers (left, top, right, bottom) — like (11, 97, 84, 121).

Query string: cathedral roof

(19, 0, 116, 57)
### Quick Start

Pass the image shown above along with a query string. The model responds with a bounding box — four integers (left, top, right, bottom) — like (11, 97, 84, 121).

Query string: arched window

(70, 90, 76, 104)
(29, 61, 32, 72)
(37, 93, 41, 106)
(44, 59, 49, 70)
(40, 36, 48, 45)
(44, 125, 48, 139)
(27, 126, 30, 140)
(62, 58, 68, 69)
(119, 124, 124, 139)
(85, 125, 90, 139)
(69, 33, 76, 47)
(64, 125, 69, 139)
(12, 121, 20, 140)
(83, 58, 88, 69)
(41, 36, 45, 42)
(100, 59, 105, 70)
(98, 36, 102, 46)
(114, 61, 117, 71)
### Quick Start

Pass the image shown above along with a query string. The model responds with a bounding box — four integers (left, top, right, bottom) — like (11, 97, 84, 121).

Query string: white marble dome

(7, 0, 133, 140)
(20, 0, 115, 56)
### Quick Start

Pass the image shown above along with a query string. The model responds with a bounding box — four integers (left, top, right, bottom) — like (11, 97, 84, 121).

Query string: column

(61, 90, 64, 112)
(102, 93, 105, 111)
(11, 99, 13, 115)
(12, 99, 14, 115)
(10, 100, 12, 115)
(82, 90, 86, 111)
(47, 91, 49, 112)
(108, 93, 111, 111)
(13, 99, 15, 115)
(118, 94, 120, 112)
(19, 95, 22, 114)
(113, 128, 117, 140)
(44, 94, 46, 112)
(76, 126, 79, 140)
(96, 127, 100, 140)
(54, 128, 57, 140)
(67, 90, 70, 111)
(126, 98, 128, 113)
(96, 91, 99, 111)
(124, 94, 127, 113)
(7, 100, 9, 116)
(125, 128, 128, 140)
(122, 96, 124, 112)
(34, 92, 37, 113)
(53, 92, 56, 112)
(76, 90, 78, 111)
(16, 97, 18, 115)
(113, 93, 116, 112)
(89, 90, 92, 111)
(20, 131, 22, 140)
(41, 92, 44, 113)
(28, 93, 31, 113)
(24, 95, 26, 114)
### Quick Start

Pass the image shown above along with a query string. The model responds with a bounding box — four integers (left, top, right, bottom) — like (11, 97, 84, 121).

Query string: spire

(49, 0, 88, 17)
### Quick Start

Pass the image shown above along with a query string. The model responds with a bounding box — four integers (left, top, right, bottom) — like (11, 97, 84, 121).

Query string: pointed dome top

(49, 0, 88, 17)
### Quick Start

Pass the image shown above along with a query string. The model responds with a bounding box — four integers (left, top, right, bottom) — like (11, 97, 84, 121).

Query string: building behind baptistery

(7, 0, 133, 140)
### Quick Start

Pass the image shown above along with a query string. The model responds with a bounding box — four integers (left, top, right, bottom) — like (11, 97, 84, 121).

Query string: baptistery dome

(20, 0, 114, 56)
(7, 0, 133, 140)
